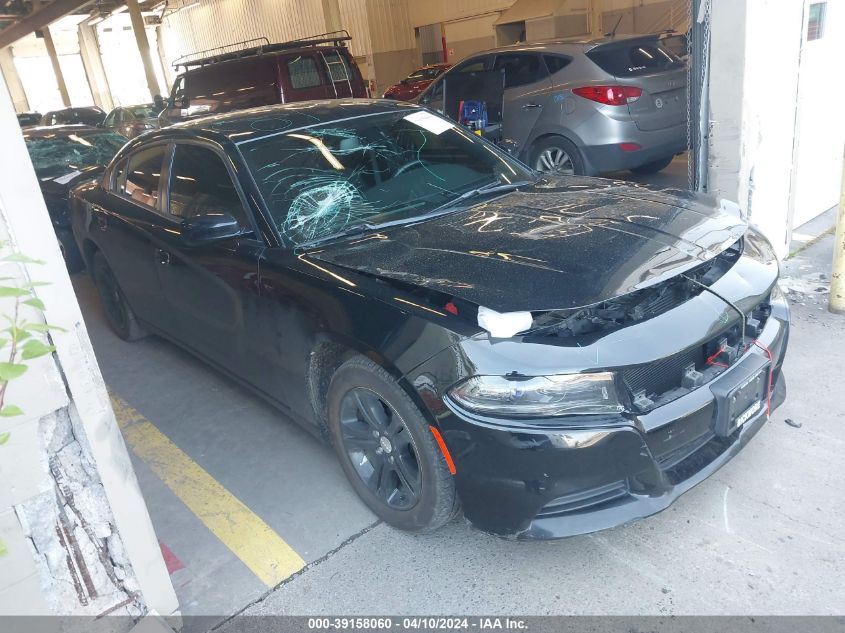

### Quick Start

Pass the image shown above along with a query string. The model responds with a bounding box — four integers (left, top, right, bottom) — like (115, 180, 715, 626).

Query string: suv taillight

(572, 85, 642, 106)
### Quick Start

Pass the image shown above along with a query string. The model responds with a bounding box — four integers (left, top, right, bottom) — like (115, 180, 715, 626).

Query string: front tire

(327, 356, 458, 532)
(91, 251, 146, 341)
(530, 136, 585, 175)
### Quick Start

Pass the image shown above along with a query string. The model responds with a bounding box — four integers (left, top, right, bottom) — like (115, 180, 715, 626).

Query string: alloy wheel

(535, 147, 575, 175)
(339, 387, 422, 511)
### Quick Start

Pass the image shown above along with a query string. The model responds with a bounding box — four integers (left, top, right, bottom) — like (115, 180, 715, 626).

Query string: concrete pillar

(40, 25, 71, 107)
(0, 74, 179, 619)
(706, 0, 803, 257)
(321, 0, 342, 32)
(590, 0, 604, 36)
(0, 48, 28, 112)
(126, 0, 161, 100)
(78, 22, 113, 112)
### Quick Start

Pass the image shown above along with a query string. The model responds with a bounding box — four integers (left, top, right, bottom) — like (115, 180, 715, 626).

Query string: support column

(78, 22, 113, 112)
(830, 147, 845, 314)
(41, 25, 71, 107)
(321, 0, 342, 32)
(0, 48, 28, 112)
(126, 0, 161, 100)
(590, 0, 604, 37)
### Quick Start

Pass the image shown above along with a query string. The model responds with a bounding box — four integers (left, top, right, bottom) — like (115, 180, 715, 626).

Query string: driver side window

(167, 144, 250, 228)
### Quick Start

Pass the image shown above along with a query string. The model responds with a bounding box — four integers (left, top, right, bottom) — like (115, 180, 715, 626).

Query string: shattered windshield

(25, 131, 127, 179)
(240, 110, 533, 245)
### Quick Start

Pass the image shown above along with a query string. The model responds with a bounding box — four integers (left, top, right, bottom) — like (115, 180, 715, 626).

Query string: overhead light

(178, 1, 200, 12)
(88, 15, 105, 25)
(111, 5, 128, 15)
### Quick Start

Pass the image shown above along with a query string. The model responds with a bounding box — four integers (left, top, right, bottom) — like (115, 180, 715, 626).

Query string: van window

(287, 55, 323, 89)
(322, 50, 351, 82)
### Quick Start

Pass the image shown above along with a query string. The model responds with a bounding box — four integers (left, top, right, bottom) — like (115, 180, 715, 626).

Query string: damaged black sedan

(70, 100, 788, 539)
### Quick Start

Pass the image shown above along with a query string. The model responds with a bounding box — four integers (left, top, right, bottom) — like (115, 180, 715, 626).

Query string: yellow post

(830, 145, 845, 314)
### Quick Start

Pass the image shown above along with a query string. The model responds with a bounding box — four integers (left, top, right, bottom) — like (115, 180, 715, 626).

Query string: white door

(791, 0, 845, 228)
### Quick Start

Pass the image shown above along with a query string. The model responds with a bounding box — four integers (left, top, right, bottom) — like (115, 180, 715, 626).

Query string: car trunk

(587, 37, 688, 132)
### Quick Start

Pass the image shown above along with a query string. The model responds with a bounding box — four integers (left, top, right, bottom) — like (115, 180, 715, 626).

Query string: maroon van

(161, 31, 367, 126)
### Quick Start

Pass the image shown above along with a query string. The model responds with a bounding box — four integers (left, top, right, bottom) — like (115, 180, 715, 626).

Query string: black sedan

(70, 100, 789, 538)
(24, 125, 127, 272)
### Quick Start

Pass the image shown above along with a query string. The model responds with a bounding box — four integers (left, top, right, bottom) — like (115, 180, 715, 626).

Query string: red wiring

(705, 342, 729, 368)
(753, 339, 774, 415)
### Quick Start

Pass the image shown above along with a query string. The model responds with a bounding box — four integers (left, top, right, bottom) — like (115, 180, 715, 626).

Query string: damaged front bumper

(411, 284, 789, 539)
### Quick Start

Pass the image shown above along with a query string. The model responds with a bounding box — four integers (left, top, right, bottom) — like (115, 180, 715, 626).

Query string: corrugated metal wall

(159, 0, 329, 67)
(409, 0, 516, 28)
(338, 0, 371, 57)
(364, 0, 414, 53)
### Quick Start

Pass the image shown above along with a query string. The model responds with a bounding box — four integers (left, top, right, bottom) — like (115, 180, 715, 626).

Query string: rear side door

(493, 53, 553, 149)
(155, 142, 263, 372)
(94, 143, 173, 332)
(586, 38, 687, 131)
(279, 53, 332, 102)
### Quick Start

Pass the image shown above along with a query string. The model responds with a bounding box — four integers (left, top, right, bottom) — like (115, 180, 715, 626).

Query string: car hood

(38, 165, 104, 196)
(308, 178, 747, 312)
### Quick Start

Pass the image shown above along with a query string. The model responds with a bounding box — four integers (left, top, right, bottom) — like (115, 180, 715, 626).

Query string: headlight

(448, 373, 624, 417)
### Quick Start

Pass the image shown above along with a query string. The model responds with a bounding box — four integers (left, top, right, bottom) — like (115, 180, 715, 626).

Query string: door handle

(522, 103, 542, 110)
(156, 249, 171, 265)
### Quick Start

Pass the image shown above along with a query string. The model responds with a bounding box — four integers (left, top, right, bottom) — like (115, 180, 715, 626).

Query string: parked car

(71, 100, 788, 538)
(417, 34, 688, 176)
(103, 104, 161, 138)
(160, 31, 367, 126)
(17, 111, 42, 128)
(24, 125, 126, 272)
(40, 106, 106, 127)
(383, 63, 451, 101)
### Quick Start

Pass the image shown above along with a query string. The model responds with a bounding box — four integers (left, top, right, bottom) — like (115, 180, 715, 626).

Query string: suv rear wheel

(326, 356, 458, 532)
(530, 136, 584, 176)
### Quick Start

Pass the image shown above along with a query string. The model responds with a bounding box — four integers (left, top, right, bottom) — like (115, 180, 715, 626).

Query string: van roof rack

(172, 31, 352, 70)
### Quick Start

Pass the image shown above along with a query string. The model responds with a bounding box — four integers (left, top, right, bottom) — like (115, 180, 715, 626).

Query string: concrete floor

(72, 160, 844, 626)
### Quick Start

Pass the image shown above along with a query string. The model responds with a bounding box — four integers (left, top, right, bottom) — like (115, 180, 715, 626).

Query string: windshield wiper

(429, 179, 535, 214)
(297, 222, 383, 249)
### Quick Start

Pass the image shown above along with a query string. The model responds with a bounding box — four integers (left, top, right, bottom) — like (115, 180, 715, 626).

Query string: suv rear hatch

(586, 36, 687, 132)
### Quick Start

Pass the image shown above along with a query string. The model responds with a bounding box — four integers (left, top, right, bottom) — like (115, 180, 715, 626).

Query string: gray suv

(417, 34, 687, 176)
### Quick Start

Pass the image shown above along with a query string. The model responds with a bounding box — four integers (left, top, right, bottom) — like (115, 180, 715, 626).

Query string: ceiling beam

(0, 0, 94, 49)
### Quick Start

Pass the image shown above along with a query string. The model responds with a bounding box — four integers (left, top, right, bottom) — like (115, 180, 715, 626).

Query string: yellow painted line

(110, 395, 305, 586)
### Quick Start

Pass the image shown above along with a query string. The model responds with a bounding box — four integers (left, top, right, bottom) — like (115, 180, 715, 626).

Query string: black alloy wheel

(339, 387, 421, 510)
(327, 356, 458, 532)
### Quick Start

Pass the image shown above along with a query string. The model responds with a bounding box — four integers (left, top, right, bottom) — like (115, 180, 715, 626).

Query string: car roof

(165, 99, 421, 144)
(22, 124, 105, 139)
(465, 33, 662, 58)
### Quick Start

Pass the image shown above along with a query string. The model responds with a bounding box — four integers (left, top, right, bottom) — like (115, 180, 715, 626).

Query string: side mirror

(181, 212, 243, 245)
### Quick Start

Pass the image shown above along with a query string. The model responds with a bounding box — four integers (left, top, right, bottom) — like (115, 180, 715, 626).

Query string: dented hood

(308, 180, 747, 312)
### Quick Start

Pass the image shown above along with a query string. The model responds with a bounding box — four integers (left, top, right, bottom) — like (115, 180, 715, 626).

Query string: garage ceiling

(0, 0, 162, 48)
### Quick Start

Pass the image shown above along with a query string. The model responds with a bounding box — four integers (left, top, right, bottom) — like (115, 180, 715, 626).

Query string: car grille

(622, 293, 772, 413)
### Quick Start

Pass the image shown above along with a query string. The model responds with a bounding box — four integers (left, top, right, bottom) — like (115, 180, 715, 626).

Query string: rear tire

(530, 136, 585, 175)
(630, 155, 674, 175)
(326, 356, 458, 532)
(56, 229, 85, 274)
(91, 251, 146, 341)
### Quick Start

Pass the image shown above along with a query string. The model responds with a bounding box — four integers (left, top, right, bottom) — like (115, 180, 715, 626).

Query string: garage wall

(158, 0, 331, 68)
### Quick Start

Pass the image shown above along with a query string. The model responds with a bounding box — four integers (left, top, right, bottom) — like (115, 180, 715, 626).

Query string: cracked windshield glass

(239, 110, 534, 245)
(24, 131, 127, 179)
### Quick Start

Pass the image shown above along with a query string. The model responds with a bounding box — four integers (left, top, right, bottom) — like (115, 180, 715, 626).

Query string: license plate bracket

(709, 353, 771, 437)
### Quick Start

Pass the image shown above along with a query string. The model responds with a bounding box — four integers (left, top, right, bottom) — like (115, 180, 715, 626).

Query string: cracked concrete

(14, 406, 143, 620)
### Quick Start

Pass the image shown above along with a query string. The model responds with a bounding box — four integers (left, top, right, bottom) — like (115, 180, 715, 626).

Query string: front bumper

(428, 302, 789, 539)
